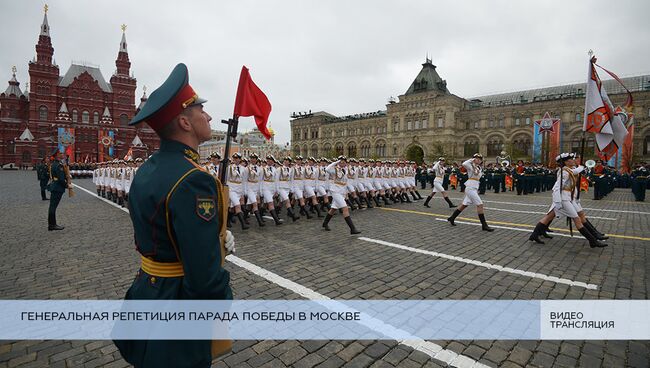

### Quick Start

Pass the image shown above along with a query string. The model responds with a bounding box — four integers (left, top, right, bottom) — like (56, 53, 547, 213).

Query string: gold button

(150, 277, 156, 283)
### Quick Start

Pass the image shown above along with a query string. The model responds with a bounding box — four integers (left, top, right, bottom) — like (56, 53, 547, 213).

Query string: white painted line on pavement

(227, 255, 490, 368)
(73, 183, 487, 368)
(358, 236, 598, 290)
(434, 219, 576, 238)
(484, 206, 616, 221)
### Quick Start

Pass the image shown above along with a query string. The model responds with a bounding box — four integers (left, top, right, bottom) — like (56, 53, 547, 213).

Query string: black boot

(314, 203, 323, 217)
(404, 193, 412, 203)
(344, 216, 361, 234)
(373, 195, 382, 207)
(423, 195, 432, 208)
(287, 207, 299, 222)
(541, 223, 553, 239)
(301, 205, 312, 219)
(444, 197, 456, 208)
(237, 212, 250, 230)
(96, 189, 101, 196)
(346, 199, 356, 211)
(364, 196, 373, 208)
(478, 213, 494, 232)
(584, 219, 609, 240)
(410, 192, 418, 201)
(529, 223, 546, 244)
(270, 209, 283, 225)
(322, 213, 333, 231)
(579, 226, 607, 248)
(354, 197, 364, 210)
(415, 190, 423, 200)
(227, 212, 233, 228)
(447, 209, 461, 226)
(254, 210, 266, 227)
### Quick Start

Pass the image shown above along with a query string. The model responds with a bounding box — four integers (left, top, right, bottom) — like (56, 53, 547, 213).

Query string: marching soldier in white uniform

(315, 158, 331, 212)
(292, 156, 312, 219)
(261, 155, 283, 225)
(423, 157, 457, 208)
(278, 157, 300, 221)
(322, 156, 361, 234)
(243, 153, 266, 227)
(227, 152, 250, 230)
(304, 157, 323, 217)
(528, 153, 607, 247)
(447, 153, 494, 232)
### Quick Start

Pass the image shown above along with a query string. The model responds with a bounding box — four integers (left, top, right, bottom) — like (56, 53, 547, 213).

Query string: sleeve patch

(196, 196, 216, 221)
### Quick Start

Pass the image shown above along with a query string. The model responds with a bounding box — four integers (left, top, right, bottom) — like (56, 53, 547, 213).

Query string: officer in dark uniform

(631, 165, 647, 201)
(36, 157, 50, 200)
(514, 160, 525, 195)
(114, 63, 233, 368)
(47, 150, 67, 230)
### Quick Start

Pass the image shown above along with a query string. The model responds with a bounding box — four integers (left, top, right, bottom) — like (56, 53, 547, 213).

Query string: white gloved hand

(224, 230, 235, 254)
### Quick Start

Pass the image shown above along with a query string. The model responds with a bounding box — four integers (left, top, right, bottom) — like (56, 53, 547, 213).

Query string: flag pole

(576, 50, 594, 201)
(219, 116, 239, 184)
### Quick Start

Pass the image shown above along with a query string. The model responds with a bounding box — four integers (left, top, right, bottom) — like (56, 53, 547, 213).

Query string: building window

(414, 121, 420, 129)
(375, 142, 386, 157)
(464, 140, 479, 156)
(347, 143, 357, 157)
(487, 139, 504, 156)
(515, 118, 520, 126)
(72, 109, 78, 122)
(393, 122, 399, 132)
(335, 143, 344, 156)
(82, 110, 89, 123)
(575, 113, 581, 122)
(407, 121, 412, 130)
(474, 121, 479, 129)
(422, 119, 428, 129)
(120, 114, 128, 126)
(93, 111, 99, 124)
(489, 120, 495, 128)
(393, 145, 398, 156)
(498, 118, 504, 128)
(38, 106, 48, 121)
(437, 118, 444, 128)
(525, 117, 531, 125)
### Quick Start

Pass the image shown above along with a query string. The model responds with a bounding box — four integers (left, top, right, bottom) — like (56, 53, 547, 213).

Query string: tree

(405, 145, 424, 164)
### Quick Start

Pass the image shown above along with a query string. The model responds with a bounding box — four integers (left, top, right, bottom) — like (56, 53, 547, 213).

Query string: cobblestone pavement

(1, 170, 649, 368)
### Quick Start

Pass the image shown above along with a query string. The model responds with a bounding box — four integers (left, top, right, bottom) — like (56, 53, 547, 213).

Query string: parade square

(1, 171, 648, 367)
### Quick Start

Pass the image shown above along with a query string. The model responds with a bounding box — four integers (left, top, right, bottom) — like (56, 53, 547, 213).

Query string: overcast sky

(1, 0, 649, 144)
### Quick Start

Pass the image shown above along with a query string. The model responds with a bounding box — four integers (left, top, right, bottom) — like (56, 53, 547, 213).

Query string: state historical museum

(0, 8, 158, 166)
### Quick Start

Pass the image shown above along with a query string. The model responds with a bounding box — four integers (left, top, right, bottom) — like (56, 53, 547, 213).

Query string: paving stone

(301, 341, 329, 354)
(530, 352, 555, 368)
(279, 346, 307, 365)
(381, 348, 410, 366)
(7, 352, 36, 368)
(247, 351, 274, 367)
(336, 342, 365, 361)
(342, 353, 375, 368)
(293, 353, 326, 368)
(363, 343, 391, 359)
(316, 355, 346, 368)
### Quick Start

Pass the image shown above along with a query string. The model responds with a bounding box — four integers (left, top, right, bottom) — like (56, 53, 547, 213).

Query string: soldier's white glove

(224, 230, 235, 254)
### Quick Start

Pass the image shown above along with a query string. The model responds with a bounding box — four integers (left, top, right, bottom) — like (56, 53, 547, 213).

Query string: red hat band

(147, 84, 199, 131)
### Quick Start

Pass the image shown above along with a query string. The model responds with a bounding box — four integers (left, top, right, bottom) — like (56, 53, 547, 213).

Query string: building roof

(405, 59, 449, 95)
(18, 127, 34, 141)
(59, 64, 113, 93)
(468, 74, 650, 108)
(3, 76, 24, 98)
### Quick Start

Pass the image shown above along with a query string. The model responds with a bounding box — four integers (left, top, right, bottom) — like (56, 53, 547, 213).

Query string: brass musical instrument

(585, 160, 596, 169)
(501, 160, 510, 167)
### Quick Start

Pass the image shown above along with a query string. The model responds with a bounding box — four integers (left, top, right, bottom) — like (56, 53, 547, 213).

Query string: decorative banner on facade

(57, 127, 75, 163)
(548, 119, 562, 168)
(98, 130, 115, 162)
(621, 123, 634, 173)
(532, 123, 542, 163)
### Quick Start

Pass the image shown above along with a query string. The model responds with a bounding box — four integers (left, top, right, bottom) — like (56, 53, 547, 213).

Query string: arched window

(39, 106, 48, 121)
(487, 139, 504, 156)
(514, 137, 532, 156)
(72, 109, 78, 123)
(294, 147, 301, 156)
(644, 135, 650, 155)
(82, 110, 89, 123)
(120, 114, 128, 126)
(360, 142, 371, 157)
(311, 144, 318, 157)
(323, 143, 332, 156)
(464, 140, 479, 157)
(347, 143, 357, 157)
(93, 111, 100, 124)
(335, 143, 344, 156)
(22, 150, 31, 163)
(375, 142, 386, 157)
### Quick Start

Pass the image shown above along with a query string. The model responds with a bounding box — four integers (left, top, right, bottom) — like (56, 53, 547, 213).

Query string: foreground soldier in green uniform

(114, 63, 234, 368)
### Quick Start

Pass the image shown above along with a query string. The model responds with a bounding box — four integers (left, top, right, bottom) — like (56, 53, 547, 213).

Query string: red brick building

(0, 9, 159, 167)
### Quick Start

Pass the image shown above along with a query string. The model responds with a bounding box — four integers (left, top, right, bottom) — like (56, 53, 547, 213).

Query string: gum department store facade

(291, 59, 650, 164)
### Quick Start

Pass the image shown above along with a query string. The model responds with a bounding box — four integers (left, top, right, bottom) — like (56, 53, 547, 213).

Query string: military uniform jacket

(115, 140, 231, 368)
(48, 161, 68, 193)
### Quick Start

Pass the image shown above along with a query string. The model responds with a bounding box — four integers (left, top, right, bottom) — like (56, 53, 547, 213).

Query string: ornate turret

(405, 57, 449, 96)
(55, 102, 71, 122)
(99, 106, 114, 124)
(136, 86, 148, 113)
(115, 24, 131, 76)
(35, 5, 54, 65)
(2, 66, 24, 98)
(110, 24, 137, 126)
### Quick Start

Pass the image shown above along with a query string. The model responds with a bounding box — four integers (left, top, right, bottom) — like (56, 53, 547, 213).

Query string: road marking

(73, 184, 486, 368)
(226, 255, 489, 368)
(484, 206, 616, 221)
(447, 197, 650, 215)
(434, 218, 576, 238)
(379, 207, 650, 242)
(358, 237, 599, 290)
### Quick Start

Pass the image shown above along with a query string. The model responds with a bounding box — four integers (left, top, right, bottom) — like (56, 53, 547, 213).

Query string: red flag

(233, 66, 272, 140)
(580, 176, 590, 192)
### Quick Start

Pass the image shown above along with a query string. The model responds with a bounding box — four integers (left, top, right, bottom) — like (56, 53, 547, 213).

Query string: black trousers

(48, 191, 64, 226)
(39, 179, 49, 199)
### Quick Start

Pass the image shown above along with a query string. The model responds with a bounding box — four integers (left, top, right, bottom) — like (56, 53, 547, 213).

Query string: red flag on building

(233, 66, 272, 140)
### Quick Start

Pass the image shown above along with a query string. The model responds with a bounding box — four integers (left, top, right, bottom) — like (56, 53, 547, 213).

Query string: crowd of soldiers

(91, 159, 144, 207)
(201, 152, 426, 234)
(415, 158, 650, 202)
